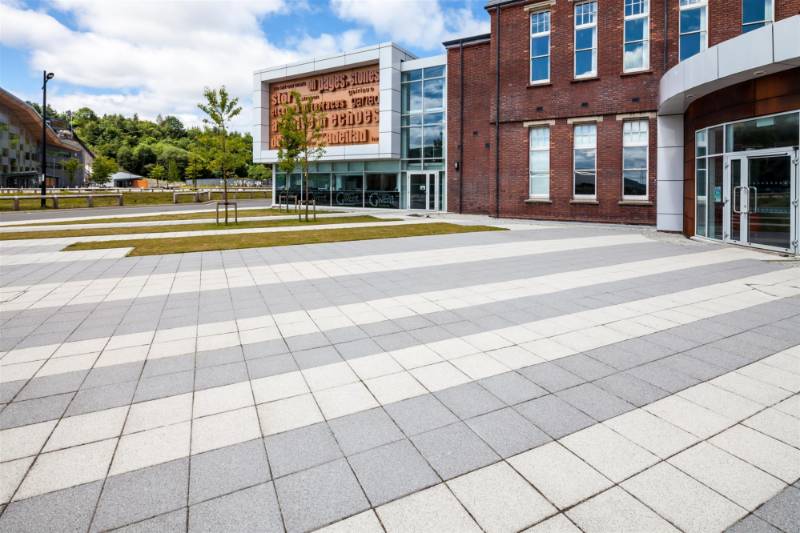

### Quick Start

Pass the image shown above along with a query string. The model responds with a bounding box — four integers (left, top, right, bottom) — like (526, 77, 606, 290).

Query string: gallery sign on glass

(269, 65, 380, 149)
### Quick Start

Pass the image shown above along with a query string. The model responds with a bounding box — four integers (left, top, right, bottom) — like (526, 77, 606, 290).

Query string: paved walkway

(0, 218, 798, 532)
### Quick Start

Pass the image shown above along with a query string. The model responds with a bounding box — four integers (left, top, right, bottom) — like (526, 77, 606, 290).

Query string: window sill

(620, 69, 653, 77)
(525, 198, 552, 204)
(571, 76, 599, 83)
(570, 199, 599, 205)
(619, 199, 653, 206)
(527, 82, 552, 88)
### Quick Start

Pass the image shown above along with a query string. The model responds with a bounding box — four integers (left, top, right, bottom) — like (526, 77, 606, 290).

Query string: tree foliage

(63, 157, 81, 187)
(38, 102, 259, 185)
(91, 155, 117, 185)
(275, 90, 326, 220)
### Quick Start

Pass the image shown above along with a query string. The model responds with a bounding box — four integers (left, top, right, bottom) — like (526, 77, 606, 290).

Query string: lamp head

(46, 72, 55, 80)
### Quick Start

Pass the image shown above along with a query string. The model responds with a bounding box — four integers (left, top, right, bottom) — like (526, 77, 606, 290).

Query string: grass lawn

(64, 223, 504, 256)
(0, 190, 271, 211)
(13, 208, 337, 227)
(1, 216, 388, 240)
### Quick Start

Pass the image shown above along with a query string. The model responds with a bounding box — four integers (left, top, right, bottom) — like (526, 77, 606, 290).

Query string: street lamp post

(40, 70, 55, 208)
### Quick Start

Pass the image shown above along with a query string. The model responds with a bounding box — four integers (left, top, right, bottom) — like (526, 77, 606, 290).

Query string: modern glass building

(253, 43, 446, 211)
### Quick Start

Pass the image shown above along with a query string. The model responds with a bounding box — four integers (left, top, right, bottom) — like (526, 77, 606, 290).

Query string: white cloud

(331, 0, 489, 50)
(0, 0, 362, 131)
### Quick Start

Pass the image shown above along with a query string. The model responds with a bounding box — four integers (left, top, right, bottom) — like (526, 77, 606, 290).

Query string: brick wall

(448, 1, 799, 225)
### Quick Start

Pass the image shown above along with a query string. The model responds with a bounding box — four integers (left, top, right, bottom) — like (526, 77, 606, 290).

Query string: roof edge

(442, 33, 492, 48)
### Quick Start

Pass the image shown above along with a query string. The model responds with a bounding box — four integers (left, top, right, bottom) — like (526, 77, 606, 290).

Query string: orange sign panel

(268, 65, 380, 149)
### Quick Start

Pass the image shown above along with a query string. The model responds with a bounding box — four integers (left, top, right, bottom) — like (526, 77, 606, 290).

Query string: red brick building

(445, 1, 800, 255)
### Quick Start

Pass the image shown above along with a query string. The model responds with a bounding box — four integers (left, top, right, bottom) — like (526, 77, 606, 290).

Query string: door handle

(732, 186, 744, 214)
(749, 186, 758, 214)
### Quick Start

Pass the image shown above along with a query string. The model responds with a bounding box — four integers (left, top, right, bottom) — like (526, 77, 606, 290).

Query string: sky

(0, 0, 489, 132)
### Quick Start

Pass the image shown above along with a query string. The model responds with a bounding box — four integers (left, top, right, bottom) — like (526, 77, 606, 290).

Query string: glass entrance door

(407, 172, 438, 210)
(725, 150, 797, 253)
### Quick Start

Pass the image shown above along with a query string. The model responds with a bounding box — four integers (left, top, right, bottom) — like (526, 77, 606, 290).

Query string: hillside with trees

(29, 101, 267, 186)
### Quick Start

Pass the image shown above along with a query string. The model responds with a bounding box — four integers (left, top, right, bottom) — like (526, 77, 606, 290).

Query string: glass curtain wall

(401, 66, 445, 171)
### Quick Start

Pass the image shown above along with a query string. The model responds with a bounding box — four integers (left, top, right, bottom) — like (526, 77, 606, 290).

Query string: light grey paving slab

(384, 394, 458, 436)
(91, 458, 189, 532)
(274, 458, 369, 533)
(264, 422, 342, 478)
(519, 362, 585, 393)
(113, 508, 187, 533)
(466, 407, 551, 458)
(327, 407, 404, 456)
(188, 482, 282, 533)
(557, 383, 636, 421)
(479, 372, 547, 405)
(411, 422, 499, 480)
(189, 439, 270, 504)
(349, 439, 439, 506)
(434, 382, 505, 420)
(516, 394, 595, 439)
(0, 480, 102, 533)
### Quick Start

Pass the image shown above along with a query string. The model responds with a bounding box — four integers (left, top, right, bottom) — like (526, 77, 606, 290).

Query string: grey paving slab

(91, 458, 189, 532)
(328, 407, 404, 456)
(466, 407, 551, 458)
(555, 354, 617, 381)
(67, 381, 137, 416)
(274, 458, 369, 533)
(411, 422, 499, 480)
(0, 481, 102, 533)
(83, 362, 144, 389)
(627, 360, 700, 393)
(349, 439, 440, 506)
(479, 372, 547, 405)
(515, 394, 595, 439)
(519, 362, 586, 393)
(384, 395, 459, 436)
(434, 382, 505, 419)
(114, 509, 187, 533)
(754, 485, 800, 533)
(242, 339, 290, 360)
(292, 346, 342, 369)
(725, 514, 782, 533)
(246, 353, 298, 379)
(188, 483, 282, 533)
(0, 392, 72, 430)
(264, 422, 342, 478)
(143, 356, 194, 378)
(134, 370, 194, 403)
(189, 439, 270, 504)
(195, 346, 243, 369)
(194, 362, 248, 391)
(593, 372, 671, 407)
(15, 371, 87, 401)
(556, 383, 636, 421)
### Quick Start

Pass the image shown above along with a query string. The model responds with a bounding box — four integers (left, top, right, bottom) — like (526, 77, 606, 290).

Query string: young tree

(167, 159, 180, 182)
(63, 157, 81, 188)
(91, 155, 117, 185)
(275, 90, 326, 221)
(197, 86, 242, 224)
(185, 157, 204, 189)
(149, 163, 165, 186)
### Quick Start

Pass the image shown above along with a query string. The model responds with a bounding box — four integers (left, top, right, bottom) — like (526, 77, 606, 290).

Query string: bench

(0, 194, 124, 210)
(173, 190, 212, 203)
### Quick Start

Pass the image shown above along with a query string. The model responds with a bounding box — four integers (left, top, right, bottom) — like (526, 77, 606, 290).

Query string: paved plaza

(0, 211, 799, 532)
